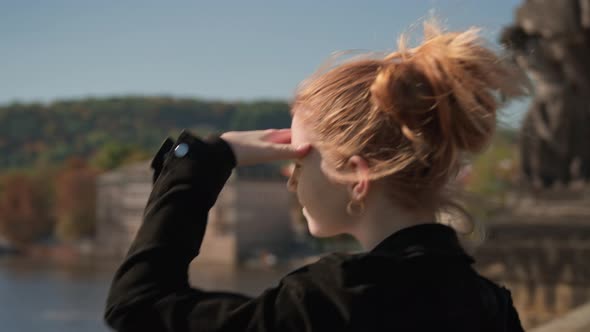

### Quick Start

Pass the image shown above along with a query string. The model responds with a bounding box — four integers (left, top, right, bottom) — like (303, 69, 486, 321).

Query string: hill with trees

(0, 96, 292, 171)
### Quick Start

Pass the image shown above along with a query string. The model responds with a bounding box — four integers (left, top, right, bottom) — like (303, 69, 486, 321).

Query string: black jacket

(104, 130, 525, 332)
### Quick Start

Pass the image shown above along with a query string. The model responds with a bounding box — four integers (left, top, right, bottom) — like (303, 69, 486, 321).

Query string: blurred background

(1, 1, 589, 331)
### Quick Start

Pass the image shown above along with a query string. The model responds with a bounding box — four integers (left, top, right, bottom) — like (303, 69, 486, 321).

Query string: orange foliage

(54, 158, 99, 241)
(0, 174, 53, 246)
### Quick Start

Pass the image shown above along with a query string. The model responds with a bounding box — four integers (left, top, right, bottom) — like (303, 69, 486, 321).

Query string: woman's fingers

(220, 129, 311, 166)
(262, 129, 310, 161)
(262, 129, 292, 144)
(269, 143, 311, 161)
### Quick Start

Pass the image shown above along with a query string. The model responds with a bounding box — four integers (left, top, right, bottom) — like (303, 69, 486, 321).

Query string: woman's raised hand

(220, 129, 311, 166)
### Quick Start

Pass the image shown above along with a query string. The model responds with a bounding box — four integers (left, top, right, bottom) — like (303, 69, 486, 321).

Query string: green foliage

(230, 101, 292, 130)
(0, 96, 292, 171)
(461, 128, 521, 219)
(91, 141, 150, 171)
(465, 129, 519, 196)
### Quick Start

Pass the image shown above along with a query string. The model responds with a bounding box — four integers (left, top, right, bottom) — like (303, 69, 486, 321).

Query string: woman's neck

(349, 198, 437, 251)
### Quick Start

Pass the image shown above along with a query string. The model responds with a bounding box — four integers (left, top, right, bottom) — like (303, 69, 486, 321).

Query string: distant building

(95, 162, 310, 264)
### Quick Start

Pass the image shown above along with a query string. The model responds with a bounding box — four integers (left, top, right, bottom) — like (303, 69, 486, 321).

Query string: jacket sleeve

(103, 130, 307, 332)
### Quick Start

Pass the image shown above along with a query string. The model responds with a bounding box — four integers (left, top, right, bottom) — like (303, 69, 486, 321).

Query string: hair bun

(370, 22, 530, 158)
(371, 60, 437, 152)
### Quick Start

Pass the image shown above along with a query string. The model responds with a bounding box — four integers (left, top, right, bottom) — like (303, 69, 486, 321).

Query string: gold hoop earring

(346, 200, 365, 216)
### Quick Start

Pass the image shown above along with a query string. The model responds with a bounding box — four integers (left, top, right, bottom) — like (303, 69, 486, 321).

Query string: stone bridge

(474, 195, 590, 329)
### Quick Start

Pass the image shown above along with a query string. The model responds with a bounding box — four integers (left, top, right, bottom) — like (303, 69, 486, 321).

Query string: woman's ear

(347, 155, 370, 200)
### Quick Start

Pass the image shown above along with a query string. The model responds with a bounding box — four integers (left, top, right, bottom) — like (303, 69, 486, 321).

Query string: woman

(105, 23, 528, 332)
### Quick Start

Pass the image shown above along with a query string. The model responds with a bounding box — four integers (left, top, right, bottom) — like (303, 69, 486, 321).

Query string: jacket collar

(370, 223, 474, 263)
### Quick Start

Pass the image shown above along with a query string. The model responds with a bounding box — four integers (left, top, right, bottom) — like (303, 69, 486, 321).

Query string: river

(0, 256, 293, 332)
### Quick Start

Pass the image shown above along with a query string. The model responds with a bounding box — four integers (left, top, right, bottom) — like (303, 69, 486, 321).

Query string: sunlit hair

(292, 21, 530, 235)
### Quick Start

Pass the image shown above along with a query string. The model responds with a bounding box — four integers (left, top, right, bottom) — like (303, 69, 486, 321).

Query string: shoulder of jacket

(282, 252, 351, 275)
(278, 252, 370, 291)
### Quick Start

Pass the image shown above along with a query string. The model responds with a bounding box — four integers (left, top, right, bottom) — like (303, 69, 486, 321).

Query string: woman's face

(288, 112, 352, 237)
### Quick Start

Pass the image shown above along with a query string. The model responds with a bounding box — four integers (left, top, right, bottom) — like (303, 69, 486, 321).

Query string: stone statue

(500, 0, 590, 189)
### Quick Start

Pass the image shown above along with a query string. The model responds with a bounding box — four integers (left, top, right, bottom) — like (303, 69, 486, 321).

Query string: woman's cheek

(296, 170, 312, 208)
(299, 165, 324, 204)
(297, 168, 335, 232)
(296, 169, 319, 215)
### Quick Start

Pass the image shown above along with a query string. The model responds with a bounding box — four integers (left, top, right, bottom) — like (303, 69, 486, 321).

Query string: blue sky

(1, 0, 528, 124)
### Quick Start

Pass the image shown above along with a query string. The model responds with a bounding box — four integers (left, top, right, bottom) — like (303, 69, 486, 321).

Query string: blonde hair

(292, 22, 529, 231)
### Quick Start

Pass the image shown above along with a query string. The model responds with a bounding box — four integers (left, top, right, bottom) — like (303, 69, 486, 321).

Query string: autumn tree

(0, 173, 54, 246)
(54, 158, 99, 241)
